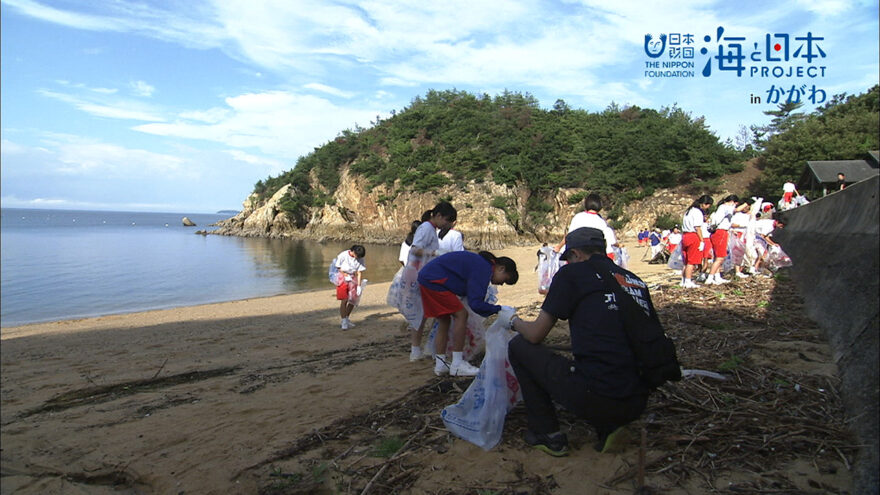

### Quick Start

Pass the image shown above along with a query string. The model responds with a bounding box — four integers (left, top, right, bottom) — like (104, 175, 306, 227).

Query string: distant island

(216, 210, 240, 215)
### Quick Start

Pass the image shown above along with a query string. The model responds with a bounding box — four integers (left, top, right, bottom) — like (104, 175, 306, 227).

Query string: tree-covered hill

(751, 84, 879, 196)
(252, 89, 741, 228)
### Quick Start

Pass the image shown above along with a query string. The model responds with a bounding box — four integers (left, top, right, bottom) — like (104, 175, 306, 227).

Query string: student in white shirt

(398, 220, 421, 267)
(437, 222, 465, 254)
(680, 195, 714, 288)
(729, 200, 753, 278)
(405, 202, 457, 361)
(555, 193, 618, 260)
(706, 195, 738, 285)
(334, 245, 366, 330)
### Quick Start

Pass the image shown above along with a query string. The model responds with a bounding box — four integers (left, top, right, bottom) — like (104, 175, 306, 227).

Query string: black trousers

(508, 334, 648, 434)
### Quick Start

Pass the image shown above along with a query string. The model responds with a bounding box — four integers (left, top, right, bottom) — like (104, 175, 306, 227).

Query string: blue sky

(2, 0, 878, 213)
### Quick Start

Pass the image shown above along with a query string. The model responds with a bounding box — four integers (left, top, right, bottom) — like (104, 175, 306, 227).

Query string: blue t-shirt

(417, 251, 501, 317)
(541, 256, 650, 398)
(649, 232, 661, 246)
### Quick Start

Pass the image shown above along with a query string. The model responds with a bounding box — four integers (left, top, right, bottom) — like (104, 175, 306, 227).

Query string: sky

(1, 0, 878, 214)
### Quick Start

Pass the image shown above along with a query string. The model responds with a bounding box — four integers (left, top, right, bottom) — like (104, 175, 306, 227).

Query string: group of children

(674, 193, 791, 288)
(334, 201, 520, 377)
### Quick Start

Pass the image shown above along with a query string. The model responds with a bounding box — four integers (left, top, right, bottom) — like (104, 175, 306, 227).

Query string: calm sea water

(0, 209, 401, 327)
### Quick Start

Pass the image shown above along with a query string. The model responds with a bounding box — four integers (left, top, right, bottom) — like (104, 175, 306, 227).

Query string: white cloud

(38, 89, 165, 122)
(55, 142, 191, 178)
(134, 90, 382, 159)
(0, 195, 178, 211)
(224, 149, 286, 173)
(2, 135, 194, 179)
(130, 80, 155, 97)
(1, 139, 28, 154)
(304, 83, 355, 98)
(179, 107, 229, 123)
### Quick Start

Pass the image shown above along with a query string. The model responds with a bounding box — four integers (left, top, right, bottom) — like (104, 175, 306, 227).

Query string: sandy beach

(1, 243, 853, 494)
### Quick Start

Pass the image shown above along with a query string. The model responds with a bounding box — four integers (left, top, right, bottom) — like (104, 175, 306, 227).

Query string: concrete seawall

(773, 175, 879, 494)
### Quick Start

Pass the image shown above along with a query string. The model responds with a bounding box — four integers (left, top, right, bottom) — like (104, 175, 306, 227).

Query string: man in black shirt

(508, 227, 652, 456)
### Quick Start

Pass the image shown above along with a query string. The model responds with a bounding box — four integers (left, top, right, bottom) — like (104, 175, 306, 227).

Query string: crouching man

(508, 227, 653, 456)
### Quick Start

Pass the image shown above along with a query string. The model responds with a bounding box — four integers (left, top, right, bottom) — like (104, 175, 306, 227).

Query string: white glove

(356, 286, 362, 296)
(698, 242, 705, 251)
(497, 306, 515, 329)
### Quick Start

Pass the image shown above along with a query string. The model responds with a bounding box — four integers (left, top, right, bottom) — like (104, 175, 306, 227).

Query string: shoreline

(1, 242, 670, 338)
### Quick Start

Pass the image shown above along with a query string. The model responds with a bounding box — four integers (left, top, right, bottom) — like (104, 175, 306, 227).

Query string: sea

(0, 208, 402, 327)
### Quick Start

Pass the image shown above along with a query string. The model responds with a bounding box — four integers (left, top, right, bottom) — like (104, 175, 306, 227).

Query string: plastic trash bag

(386, 267, 405, 309)
(537, 250, 561, 295)
(348, 279, 368, 307)
(440, 307, 522, 450)
(397, 250, 435, 331)
(767, 245, 793, 270)
(667, 244, 685, 271)
(613, 246, 629, 269)
(328, 260, 343, 286)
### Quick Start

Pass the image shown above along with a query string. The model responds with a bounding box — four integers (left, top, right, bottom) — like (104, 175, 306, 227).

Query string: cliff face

(211, 166, 583, 249)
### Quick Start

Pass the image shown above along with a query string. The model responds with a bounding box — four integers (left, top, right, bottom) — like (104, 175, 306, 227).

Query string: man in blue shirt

(508, 227, 653, 456)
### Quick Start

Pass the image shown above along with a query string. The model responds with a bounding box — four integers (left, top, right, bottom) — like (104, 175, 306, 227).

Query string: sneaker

(433, 357, 450, 376)
(449, 361, 480, 377)
(341, 319, 349, 330)
(594, 425, 629, 453)
(736, 272, 750, 279)
(344, 318, 355, 328)
(524, 430, 569, 457)
(681, 280, 699, 289)
(704, 278, 717, 285)
(715, 276, 729, 284)
(409, 348, 424, 362)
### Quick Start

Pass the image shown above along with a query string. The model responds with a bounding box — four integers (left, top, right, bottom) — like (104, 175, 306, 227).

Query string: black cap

(561, 227, 606, 261)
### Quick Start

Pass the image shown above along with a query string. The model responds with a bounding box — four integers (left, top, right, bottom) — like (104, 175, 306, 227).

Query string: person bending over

(507, 227, 653, 456)
(418, 250, 518, 376)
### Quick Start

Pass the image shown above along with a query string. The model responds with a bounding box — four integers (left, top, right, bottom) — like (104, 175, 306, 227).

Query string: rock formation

(211, 165, 592, 249)
(182, 217, 196, 227)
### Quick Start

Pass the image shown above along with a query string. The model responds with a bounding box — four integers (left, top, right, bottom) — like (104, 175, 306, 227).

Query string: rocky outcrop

(182, 217, 196, 227)
(211, 166, 590, 249)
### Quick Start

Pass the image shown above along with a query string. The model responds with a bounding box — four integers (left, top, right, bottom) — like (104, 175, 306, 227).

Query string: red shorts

(419, 286, 464, 317)
(666, 243, 677, 253)
(681, 232, 704, 265)
(710, 229, 729, 258)
(703, 238, 713, 259)
(336, 282, 352, 300)
(783, 191, 793, 203)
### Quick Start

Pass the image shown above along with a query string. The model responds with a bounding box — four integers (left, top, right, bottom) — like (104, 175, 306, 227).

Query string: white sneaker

(704, 278, 717, 285)
(409, 348, 423, 362)
(434, 358, 450, 376)
(736, 272, 750, 279)
(715, 276, 730, 284)
(344, 318, 355, 328)
(341, 319, 349, 330)
(450, 361, 480, 377)
(681, 280, 700, 289)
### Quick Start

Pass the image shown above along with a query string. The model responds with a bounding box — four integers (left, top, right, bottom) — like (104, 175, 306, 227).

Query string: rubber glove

(698, 241, 705, 252)
(497, 306, 515, 329)
(356, 286, 362, 296)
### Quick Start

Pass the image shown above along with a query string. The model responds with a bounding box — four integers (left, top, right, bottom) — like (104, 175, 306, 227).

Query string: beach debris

(242, 275, 853, 494)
